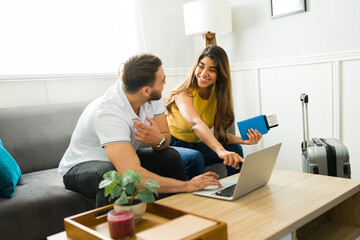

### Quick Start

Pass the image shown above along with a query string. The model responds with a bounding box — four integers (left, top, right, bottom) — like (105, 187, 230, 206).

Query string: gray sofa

(0, 102, 95, 240)
(0, 101, 227, 240)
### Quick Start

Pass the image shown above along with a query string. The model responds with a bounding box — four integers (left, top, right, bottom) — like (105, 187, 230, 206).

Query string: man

(58, 53, 220, 208)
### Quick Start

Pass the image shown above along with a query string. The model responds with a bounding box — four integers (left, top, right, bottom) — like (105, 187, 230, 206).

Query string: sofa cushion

(0, 168, 95, 240)
(205, 163, 227, 179)
(0, 138, 21, 198)
(0, 102, 88, 174)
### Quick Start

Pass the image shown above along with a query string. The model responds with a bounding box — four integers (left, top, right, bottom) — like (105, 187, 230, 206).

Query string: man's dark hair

(121, 53, 162, 93)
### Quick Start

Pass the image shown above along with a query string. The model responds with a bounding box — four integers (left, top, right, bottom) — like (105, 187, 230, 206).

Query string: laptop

(193, 143, 282, 201)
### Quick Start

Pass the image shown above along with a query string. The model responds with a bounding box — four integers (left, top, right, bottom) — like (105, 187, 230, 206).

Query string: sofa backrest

(0, 102, 88, 174)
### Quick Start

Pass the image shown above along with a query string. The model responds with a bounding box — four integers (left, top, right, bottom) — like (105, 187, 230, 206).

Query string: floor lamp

(183, 0, 232, 48)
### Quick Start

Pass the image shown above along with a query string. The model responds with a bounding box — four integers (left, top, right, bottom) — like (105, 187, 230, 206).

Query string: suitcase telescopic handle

(300, 93, 310, 149)
(300, 93, 308, 103)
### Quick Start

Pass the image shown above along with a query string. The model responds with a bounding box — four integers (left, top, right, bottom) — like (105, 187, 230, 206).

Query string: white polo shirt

(58, 80, 165, 176)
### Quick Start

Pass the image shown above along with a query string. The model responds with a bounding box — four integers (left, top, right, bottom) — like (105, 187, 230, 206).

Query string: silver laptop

(193, 143, 282, 201)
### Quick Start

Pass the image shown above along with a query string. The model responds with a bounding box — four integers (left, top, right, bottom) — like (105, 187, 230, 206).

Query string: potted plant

(99, 169, 160, 222)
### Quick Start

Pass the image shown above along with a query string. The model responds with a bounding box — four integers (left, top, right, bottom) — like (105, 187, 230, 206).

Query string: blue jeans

(170, 136, 244, 180)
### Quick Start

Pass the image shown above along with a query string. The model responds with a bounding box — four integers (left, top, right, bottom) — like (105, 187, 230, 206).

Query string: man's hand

(133, 116, 163, 146)
(186, 172, 221, 192)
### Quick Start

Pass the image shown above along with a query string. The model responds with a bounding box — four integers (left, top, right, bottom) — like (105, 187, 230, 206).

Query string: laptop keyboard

(214, 184, 235, 197)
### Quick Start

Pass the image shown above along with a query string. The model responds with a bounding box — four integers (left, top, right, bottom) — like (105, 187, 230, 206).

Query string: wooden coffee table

(157, 169, 360, 240)
(48, 169, 360, 240)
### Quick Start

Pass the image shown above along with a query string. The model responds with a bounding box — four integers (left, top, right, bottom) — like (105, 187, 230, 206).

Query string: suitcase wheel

(344, 164, 350, 175)
(313, 165, 319, 174)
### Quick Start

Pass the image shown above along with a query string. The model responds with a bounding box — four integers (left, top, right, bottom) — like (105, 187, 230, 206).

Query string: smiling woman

(165, 45, 263, 180)
(0, 0, 144, 75)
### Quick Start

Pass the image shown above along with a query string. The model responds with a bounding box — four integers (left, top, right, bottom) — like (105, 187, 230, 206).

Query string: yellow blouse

(167, 86, 217, 143)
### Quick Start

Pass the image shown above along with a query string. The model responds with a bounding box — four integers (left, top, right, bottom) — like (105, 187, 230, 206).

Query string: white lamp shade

(183, 0, 232, 36)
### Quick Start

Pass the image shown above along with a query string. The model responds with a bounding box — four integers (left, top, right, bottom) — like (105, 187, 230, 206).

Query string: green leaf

(137, 189, 155, 203)
(122, 170, 138, 186)
(110, 171, 122, 184)
(145, 179, 160, 188)
(104, 183, 116, 197)
(102, 170, 115, 180)
(110, 185, 122, 199)
(135, 172, 142, 185)
(144, 185, 159, 197)
(125, 183, 135, 195)
(115, 191, 129, 205)
(99, 179, 113, 189)
(102, 170, 121, 185)
(122, 169, 135, 177)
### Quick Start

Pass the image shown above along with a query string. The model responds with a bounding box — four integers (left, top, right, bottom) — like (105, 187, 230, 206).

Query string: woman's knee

(172, 146, 204, 167)
(188, 151, 204, 167)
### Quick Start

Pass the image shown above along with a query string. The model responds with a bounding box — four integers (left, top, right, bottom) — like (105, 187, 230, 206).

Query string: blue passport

(237, 114, 278, 140)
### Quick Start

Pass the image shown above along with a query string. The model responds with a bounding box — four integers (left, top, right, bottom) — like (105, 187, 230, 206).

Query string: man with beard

(58, 53, 220, 208)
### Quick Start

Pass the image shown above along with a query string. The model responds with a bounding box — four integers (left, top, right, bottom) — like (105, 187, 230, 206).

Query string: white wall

(341, 60, 360, 180)
(138, 0, 195, 69)
(230, 53, 360, 179)
(0, 75, 117, 107)
(0, 0, 142, 75)
(221, 0, 360, 62)
(0, 71, 186, 110)
(223, 0, 360, 179)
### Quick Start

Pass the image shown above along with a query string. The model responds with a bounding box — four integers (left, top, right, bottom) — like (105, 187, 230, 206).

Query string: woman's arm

(175, 93, 242, 169)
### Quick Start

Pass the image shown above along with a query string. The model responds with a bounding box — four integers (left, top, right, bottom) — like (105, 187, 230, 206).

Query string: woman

(166, 45, 262, 180)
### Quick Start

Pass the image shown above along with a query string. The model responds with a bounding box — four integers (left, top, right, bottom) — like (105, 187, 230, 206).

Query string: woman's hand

(217, 149, 243, 169)
(242, 128, 262, 145)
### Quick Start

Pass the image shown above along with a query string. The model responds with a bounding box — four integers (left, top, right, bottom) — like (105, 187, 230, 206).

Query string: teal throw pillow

(0, 138, 21, 198)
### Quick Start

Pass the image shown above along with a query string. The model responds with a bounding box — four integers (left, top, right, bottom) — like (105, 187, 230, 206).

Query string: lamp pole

(202, 32, 217, 47)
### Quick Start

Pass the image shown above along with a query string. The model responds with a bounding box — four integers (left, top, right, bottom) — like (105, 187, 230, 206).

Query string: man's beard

(148, 89, 162, 101)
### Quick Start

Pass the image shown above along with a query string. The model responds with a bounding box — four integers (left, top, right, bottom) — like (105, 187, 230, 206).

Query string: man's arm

(104, 142, 220, 193)
(152, 114, 171, 149)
